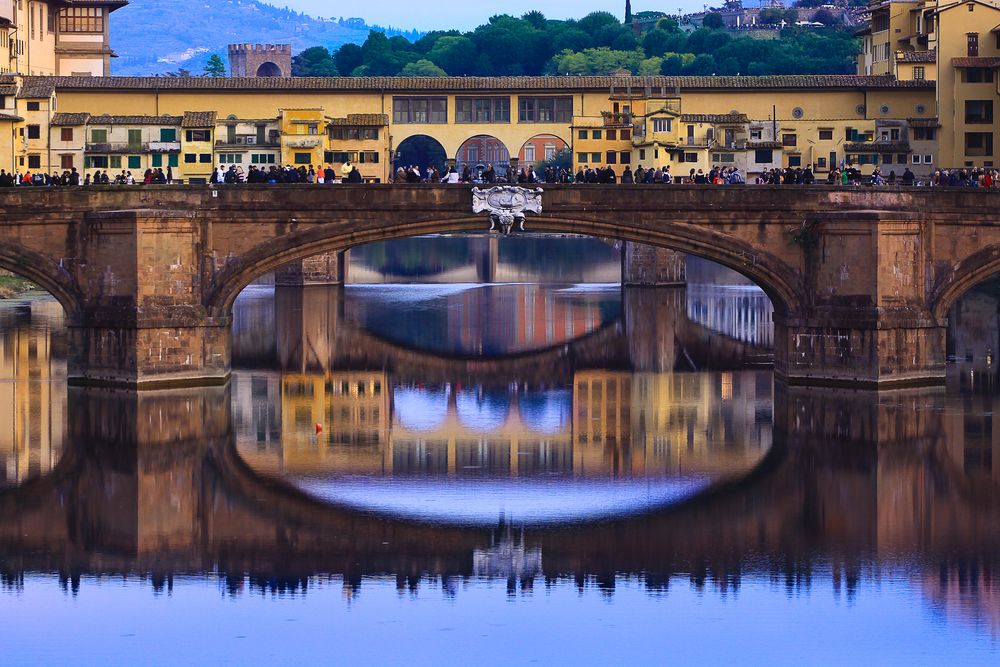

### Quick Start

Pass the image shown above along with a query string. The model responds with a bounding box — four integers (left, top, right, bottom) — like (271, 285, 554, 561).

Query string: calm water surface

(1, 255, 998, 665)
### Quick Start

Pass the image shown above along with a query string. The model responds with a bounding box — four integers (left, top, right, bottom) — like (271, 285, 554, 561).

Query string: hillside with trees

(291, 11, 860, 78)
(110, 0, 419, 76)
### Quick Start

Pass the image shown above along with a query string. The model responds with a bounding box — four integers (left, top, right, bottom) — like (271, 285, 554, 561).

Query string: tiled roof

(88, 114, 182, 125)
(21, 74, 936, 92)
(681, 113, 748, 124)
(907, 117, 941, 127)
(182, 111, 217, 127)
(0, 112, 24, 122)
(0, 85, 16, 96)
(897, 50, 935, 63)
(327, 113, 389, 126)
(747, 141, 783, 149)
(951, 57, 1000, 67)
(16, 81, 54, 99)
(50, 112, 91, 126)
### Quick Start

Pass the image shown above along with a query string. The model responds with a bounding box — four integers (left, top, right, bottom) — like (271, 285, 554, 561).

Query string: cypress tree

(626, 0, 633, 24)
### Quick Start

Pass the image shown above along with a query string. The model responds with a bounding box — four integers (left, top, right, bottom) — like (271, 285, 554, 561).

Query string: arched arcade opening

(393, 135, 447, 177)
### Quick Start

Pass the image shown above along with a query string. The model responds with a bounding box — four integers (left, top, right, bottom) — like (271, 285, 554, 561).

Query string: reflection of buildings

(234, 368, 773, 482)
(0, 300, 65, 487)
(573, 370, 772, 478)
(686, 284, 774, 348)
(450, 285, 608, 354)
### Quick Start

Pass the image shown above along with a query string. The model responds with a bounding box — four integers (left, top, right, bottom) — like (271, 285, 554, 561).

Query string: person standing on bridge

(341, 160, 353, 183)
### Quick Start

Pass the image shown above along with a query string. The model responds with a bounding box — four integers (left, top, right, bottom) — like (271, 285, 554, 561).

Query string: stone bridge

(0, 185, 998, 388)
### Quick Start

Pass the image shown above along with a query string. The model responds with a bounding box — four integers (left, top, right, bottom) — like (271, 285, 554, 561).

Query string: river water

(0, 238, 997, 665)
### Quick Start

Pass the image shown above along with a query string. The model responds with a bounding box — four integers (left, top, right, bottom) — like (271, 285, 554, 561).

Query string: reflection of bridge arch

(1, 385, 998, 586)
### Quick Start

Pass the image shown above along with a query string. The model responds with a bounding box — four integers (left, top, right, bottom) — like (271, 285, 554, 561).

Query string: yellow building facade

(5, 0, 1000, 180)
(0, 74, 943, 182)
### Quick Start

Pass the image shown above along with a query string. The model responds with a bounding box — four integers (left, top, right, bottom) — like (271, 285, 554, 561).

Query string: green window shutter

(168, 154, 178, 167)
(84, 156, 92, 168)
(160, 128, 176, 142)
(109, 156, 122, 169)
(152, 154, 162, 167)
(128, 156, 141, 169)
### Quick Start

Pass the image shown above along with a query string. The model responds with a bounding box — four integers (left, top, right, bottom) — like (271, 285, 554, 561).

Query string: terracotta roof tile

(88, 114, 182, 125)
(16, 81, 54, 99)
(747, 141, 782, 149)
(907, 117, 941, 127)
(897, 50, 935, 63)
(50, 112, 91, 126)
(182, 111, 217, 127)
(0, 85, 16, 96)
(951, 57, 1000, 67)
(21, 74, 936, 93)
(681, 113, 748, 124)
(326, 113, 389, 126)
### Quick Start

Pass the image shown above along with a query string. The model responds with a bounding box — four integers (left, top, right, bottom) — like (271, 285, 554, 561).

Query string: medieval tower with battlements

(227, 44, 292, 77)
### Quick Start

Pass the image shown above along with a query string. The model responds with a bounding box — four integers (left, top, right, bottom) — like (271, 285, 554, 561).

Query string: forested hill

(109, 0, 419, 75)
(292, 11, 860, 78)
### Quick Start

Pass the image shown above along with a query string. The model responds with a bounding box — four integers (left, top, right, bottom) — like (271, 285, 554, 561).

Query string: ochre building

(2, 0, 1000, 180)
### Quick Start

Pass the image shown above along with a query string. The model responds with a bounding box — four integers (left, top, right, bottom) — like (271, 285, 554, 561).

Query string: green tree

(812, 9, 838, 26)
(702, 13, 725, 30)
(783, 9, 800, 24)
(642, 28, 676, 56)
(759, 8, 783, 24)
(399, 59, 447, 76)
(427, 36, 477, 75)
(291, 46, 339, 76)
(656, 17, 681, 32)
(522, 10, 547, 30)
(334, 43, 364, 77)
(203, 54, 226, 77)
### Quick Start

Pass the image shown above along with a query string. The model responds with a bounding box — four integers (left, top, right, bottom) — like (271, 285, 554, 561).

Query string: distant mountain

(109, 0, 420, 75)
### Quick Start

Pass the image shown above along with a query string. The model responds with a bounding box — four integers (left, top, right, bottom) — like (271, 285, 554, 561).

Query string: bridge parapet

(1, 185, 998, 388)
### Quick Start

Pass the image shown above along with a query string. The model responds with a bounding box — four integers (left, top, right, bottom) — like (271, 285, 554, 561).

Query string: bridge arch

(456, 134, 511, 177)
(210, 216, 804, 320)
(931, 244, 1000, 321)
(0, 241, 83, 321)
(393, 135, 447, 173)
(518, 134, 570, 168)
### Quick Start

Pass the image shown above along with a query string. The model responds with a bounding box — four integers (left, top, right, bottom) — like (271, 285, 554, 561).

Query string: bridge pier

(67, 210, 230, 389)
(622, 242, 686, 286)
(773, 211, 947, 388)
(274, 251, 346, 286)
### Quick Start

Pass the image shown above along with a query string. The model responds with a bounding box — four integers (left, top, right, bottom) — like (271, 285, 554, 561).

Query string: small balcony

(85, 142, 148, 153)
(602, 111, 633, 127)
(148, 141, 181, 153)
(215, 138, 279, 149)
(285, 138, 322, 149)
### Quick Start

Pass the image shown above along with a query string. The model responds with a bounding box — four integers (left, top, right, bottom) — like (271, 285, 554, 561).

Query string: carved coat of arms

(472, 186, 543, 235)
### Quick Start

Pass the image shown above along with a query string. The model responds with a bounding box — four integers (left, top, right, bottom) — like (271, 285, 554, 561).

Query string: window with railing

(58, 7, 104, 33)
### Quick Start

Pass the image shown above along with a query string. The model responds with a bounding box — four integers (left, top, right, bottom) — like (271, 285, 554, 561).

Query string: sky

(265, 1, 709, 32)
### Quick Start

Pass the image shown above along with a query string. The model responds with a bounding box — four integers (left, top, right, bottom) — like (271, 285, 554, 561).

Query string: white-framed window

(544, 144, 556, 161)
(750, 129, 762, 140)
(524, 144, 536, 162)
(652, 118, 672, 133)
(912, 154, 921, 164)
(923, 154, 934, 164)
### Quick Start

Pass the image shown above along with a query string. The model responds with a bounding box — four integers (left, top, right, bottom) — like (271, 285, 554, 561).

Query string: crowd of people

(0, 160, 997, 188)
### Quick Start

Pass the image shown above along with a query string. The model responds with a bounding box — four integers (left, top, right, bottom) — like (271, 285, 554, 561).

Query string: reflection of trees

(351, 237, 475, 276)
(498, 236, 618, 277)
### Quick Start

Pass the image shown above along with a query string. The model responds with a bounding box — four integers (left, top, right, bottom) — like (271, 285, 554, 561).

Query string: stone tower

(227, 44, 292, 77)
